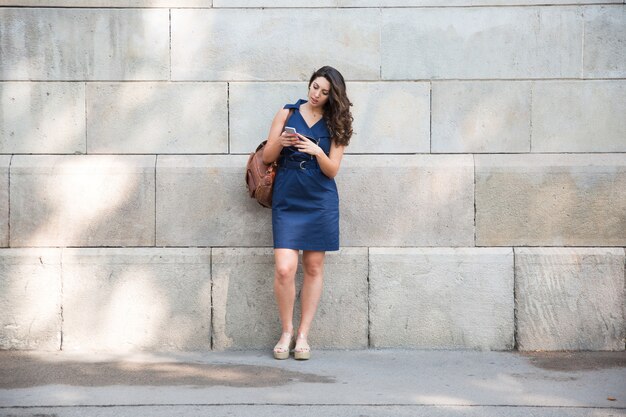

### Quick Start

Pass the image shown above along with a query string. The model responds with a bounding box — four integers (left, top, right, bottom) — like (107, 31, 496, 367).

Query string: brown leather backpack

(245, 109, 293, 208)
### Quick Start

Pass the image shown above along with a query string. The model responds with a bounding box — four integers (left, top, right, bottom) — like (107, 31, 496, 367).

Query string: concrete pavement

(0, 349, 624, 416)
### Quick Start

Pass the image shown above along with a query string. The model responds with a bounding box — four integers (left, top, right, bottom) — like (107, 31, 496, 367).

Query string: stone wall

(0, 1, 624, 352)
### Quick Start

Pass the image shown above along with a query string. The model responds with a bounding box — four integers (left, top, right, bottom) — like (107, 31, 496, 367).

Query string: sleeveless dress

(272, 99, 340, 251)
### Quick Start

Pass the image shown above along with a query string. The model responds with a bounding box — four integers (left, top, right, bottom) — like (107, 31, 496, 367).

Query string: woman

(262, 66, 353, 360)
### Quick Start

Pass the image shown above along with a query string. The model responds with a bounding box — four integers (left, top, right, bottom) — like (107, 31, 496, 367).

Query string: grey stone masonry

(229, 81, 430, 155)
(531, 81, 626, 152)
(341, 0, 620, 4)
(156, 155, 273, 247)
(369, 248, 514, 350)
(381, 7, 582, 80)
(0, 156, 9, 248)
(62, 248, 211, 352)
(212, 248, 368, 350)
(10, 155, 156, 247)
(0, 248, 62, 350)
(583, 6, 626, 78)
(347, 82, 430, 154)
(87, 83, 228, 154)
(338, 155, 474, 247)
(2, 1, 212, 5)
(515, 248, 625, 351)
(229, 82, 305, 154)
(63, 248, 211, 351)
(157, 155, 474, 247)
(171, 8, 380, 81)
(475, 154, 626, 247)
(0, 8, 169, 80)
(432, 81, 531, 153)
(0, 1, 624, 355)
(216, 0, 622, 5)
(0, 83, 86, 154)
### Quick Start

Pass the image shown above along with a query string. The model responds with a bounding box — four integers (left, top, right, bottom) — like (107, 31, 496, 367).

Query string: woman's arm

(262, 109, 298, 165)
(294, 135, 346, 179)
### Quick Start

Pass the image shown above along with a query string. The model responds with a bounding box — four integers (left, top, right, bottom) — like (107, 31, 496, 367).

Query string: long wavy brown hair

(309, 66, 353, 147)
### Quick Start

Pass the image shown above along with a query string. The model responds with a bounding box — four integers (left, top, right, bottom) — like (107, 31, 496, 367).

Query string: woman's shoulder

(283, 98, 307, 110)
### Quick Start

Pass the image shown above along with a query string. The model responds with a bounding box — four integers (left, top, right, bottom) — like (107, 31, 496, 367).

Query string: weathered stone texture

(10, 155, 156, 247)
(0, 83, 86, 154)
(515, 248, 625, 351)
(370, 248, 514, 350)
(212, 248, 367, 350)
(156, 155, 272, 247)
(341, 0, 619, 4)
(2, 1, 212, 5)
(158, 155, 473, 247)
(214, 0, 622, 5)
(0, 249, 62, 350)
(0, 156, 10, 248)
(214, 0, 335, 5)
(583, 6, 626, 78)
(87, 83, 228, 154)
(348, 82, 430, 153)
(62, 248, 211, 352)
(171, 9, 380, 81)
(229, 82, 305, 154)
(0, 8, 169, 80)
(230, 81, 429, 154)
(475, 154, 626, 246)
(382, 7, 582, 79)
(338, 155, 474, 247)
(432, 81, 531, 153)
(532, 81, 626, 152)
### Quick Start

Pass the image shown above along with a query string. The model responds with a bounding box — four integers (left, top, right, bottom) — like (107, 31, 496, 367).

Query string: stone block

(341, 0, 618, 4)
(87, 83, 228, 154)
(0, 156, 9, 248)
(215, 0, 335, 5)
(0, 83, 85, 154)
(2, 1, 211, 5)
(215, 0, 622, 5)
(156, 155, 273, 247)
(10, 155, 156, 247)
(212, 247, 367, 350)
(348, 82, 430, 154)
(475, 154, 626, 246)
(230, 82, 430, 154)
(515, 248, 625, 351)
(338, 155, 474, 247)
(381, 7, 581, 79)
(171, 9, 380, 81)
(432, 81, 531, 153)
(0, 248, 62, 350)
(532, 81, 626, 152)
(62, 248, 211, 352)
(369, 247, 514, 350)
(0, 8, 168, 80)
(229, 82, 305, 154)
(583, 6, 626, 78)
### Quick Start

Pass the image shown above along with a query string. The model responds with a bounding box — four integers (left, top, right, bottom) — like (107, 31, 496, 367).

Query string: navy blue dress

(272, 99, 339, 251)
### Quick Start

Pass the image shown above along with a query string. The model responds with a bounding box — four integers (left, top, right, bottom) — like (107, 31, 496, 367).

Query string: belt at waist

(279, 158, 319, 170)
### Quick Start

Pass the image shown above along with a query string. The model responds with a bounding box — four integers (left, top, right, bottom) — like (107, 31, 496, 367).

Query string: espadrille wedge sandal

(273, 332, 295, 360)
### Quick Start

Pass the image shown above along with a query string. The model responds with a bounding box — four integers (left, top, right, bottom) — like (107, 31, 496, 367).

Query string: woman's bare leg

(297, 250, 326, 339)
(273, 248, 299, 349)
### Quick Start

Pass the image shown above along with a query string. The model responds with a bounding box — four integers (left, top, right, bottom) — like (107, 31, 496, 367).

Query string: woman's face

(308, 76, 331, 109)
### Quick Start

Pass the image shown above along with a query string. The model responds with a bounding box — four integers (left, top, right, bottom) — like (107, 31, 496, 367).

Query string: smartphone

(284, 127, 297, 135)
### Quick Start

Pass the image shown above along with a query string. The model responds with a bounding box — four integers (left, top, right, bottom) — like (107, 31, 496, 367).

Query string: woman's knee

(302, 255, 325, 277)
(275, 263, 296, 283)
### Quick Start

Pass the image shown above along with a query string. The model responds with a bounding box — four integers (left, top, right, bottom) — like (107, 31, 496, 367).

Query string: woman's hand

(294, 134, 323, 156)
(278, 131, 299, 148)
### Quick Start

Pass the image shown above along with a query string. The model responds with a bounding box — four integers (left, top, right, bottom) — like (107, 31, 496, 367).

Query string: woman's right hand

(277, 131, 299, 148)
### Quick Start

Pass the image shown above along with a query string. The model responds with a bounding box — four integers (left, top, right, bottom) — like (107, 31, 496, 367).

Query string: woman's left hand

(294, 134, 322, 156)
